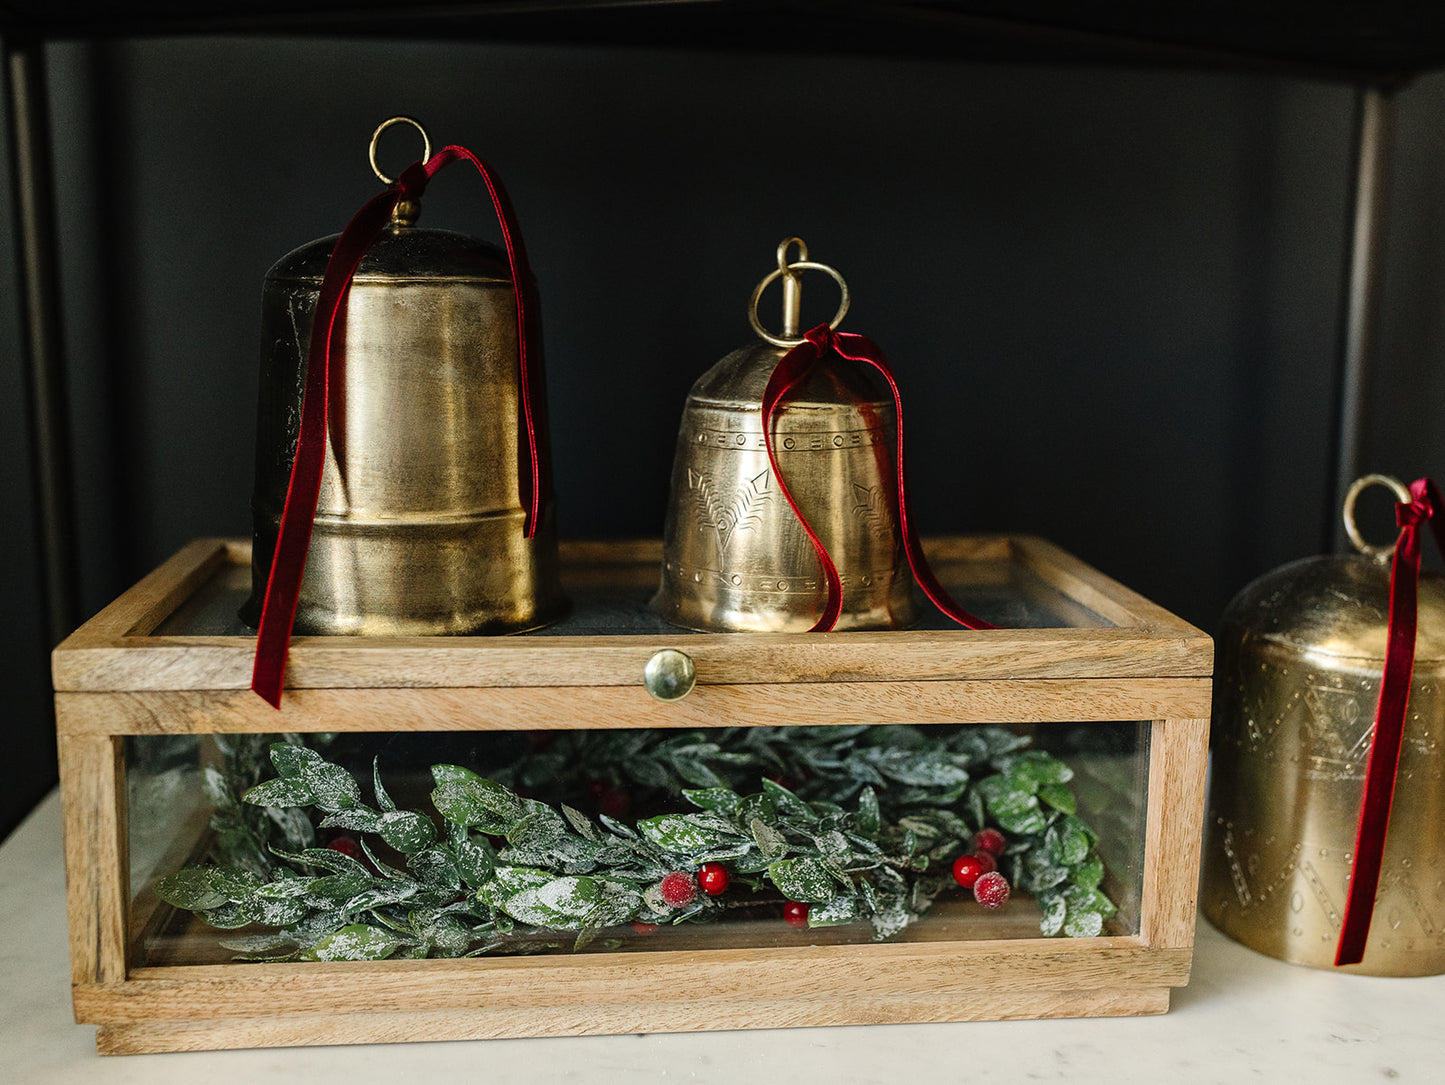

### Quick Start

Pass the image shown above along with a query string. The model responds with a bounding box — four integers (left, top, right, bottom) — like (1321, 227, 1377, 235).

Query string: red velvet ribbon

(760, 323, 996, 633)
(1335, 477, 1445, 965)
(251, 146, 542, 708)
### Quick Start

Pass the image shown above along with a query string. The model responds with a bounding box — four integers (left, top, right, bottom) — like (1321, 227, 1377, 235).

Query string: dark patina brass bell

(652, 238, 919, 633)
(241, 117, 565, 637)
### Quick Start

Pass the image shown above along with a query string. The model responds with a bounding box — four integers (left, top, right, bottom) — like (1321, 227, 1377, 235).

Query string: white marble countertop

(4, 789, 1441, 1084)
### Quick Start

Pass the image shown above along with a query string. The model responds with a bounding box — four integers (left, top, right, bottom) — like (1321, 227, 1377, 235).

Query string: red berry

(659, 871, 697, 908)
(952, 853, 986, 888)
(697, 862, 730, 896)
(973, 828, 1007, 857)
(630, 921, 659, 935)
(327, 836, 364, 862)
(973, 871, 1011, 909)
(783, 901, 810, 929)
(972, 850, 997, 875)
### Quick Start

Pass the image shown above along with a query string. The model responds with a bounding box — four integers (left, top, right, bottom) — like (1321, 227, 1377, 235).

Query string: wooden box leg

(1141, 717, 1210, 952)
(57, 730, 128, 992)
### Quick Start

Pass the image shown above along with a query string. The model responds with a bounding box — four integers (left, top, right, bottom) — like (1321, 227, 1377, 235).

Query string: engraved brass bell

(1201, 475, 1445, 975)
(651, 238, 919, 633)
(241, 117, 565, 636)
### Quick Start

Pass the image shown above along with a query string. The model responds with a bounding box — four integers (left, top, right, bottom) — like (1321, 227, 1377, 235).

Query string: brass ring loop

(1343, 473, 1411, 563)
(369, 116, 432, 185)
(776, 236, 808, 275)
(748, 260, 851, 348)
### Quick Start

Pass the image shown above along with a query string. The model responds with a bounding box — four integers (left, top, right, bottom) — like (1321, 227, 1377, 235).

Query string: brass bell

(1201, 474, 1445, 975)
(651, 238, 920, 633)
(241, 117, 565, 637)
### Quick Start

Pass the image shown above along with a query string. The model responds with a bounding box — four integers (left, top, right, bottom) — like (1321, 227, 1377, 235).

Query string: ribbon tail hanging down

(251, 148, 543, 708)
(1334, 477, 1445, 965)
(760, 323, 997, 634)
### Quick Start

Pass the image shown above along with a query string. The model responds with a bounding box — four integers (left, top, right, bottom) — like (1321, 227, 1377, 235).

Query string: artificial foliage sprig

(153, 727, 1118, 961)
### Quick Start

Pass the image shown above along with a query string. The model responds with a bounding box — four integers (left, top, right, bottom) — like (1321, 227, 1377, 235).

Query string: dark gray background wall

(6, 35, 1445, 837)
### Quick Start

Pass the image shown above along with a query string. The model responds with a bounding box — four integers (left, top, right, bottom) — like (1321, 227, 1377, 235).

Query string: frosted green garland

(155, 727, 1117, 962)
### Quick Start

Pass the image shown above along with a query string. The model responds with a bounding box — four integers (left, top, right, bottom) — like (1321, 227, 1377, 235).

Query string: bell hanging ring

(1201, 474, 1445, 975)
(651, 237, 919, 633)
(241, 116, 565, 636)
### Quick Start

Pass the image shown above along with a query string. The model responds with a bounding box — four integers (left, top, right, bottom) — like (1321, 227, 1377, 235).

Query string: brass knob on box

(643, 649, 696, 701)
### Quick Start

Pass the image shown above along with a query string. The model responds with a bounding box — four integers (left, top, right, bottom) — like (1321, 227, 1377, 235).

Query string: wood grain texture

(56, 732, 128, 989)
(74, 938, 1191, 1023)
(56, 678, 1212, 736)
(52, 626, 1213, 693)
(94, 986, 1172, 1054)
(51, 535, 1214, 693)
(1140, 717, 1211, 951)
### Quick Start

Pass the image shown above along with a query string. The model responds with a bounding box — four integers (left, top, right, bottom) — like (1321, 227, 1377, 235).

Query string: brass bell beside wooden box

(651, 238, 920, 633)
(1201, 475, 1445, 976)
(240, 117, 565, 641)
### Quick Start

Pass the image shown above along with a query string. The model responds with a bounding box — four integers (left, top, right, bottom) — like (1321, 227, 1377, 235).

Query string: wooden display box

(53, 536, 1212, 1055)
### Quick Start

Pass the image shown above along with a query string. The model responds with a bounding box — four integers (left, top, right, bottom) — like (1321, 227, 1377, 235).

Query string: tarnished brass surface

(652, 241, 918, 632)
(241, 126, 563, 636)
(1202, 479, 1445, 975)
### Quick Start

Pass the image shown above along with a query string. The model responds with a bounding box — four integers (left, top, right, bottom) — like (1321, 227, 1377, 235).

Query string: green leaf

(479, 865, 554, 910)
(244, 777, 316, 808)
(684, 788, 742, 816)
(984, 789, 1049, 836)
(671, 755, 727, 790)
(304, 871, 371, 901)
(343, 881, 419, 913)
(1005, 751, 1074, 792)
(1039, 892, 1068, 937)
(1073, 856, 1105, 892)
(503, 876, 603, 928)
(812, 829, 851, 867)
(1056, 818, 1092, 866)
(409, 846, 461, 888)
(807, 894, 858, 927)
(269, 742, 323, 777)
(859, 748, 969, 788)
(300, 762, 362, 811)
(1063, 909, 1105, 938)
(312, 923, 399, 961)
(762, 779, 812, 820)
(153, 866, 253, 911)
(450, 831, 494, 888)
(751, 817, 787, 861)
(379, 811, 438, 854)
(767, 858, 835, 903)
(271, 846, 367, 878)
(431, 764, 484, 786)
(318, 808, 384, 834)
(637, 814, 721, 854)
(853, 787, 880, 837)
(1038, 782, 1077, 815)
(561, 805, 601, 841)
(431, 777, 526, 834)
(373, 758, 397, 813)
(865, 868, 911, 941)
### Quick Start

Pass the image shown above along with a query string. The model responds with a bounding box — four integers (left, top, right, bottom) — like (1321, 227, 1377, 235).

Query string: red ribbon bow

(759, 323, 995, 633)
(1335, 477, 1445, 965)
(251, 145, 543, 708)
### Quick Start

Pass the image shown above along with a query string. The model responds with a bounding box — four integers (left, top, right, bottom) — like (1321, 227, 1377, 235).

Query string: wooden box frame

(53, 536, 1212, 1055)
